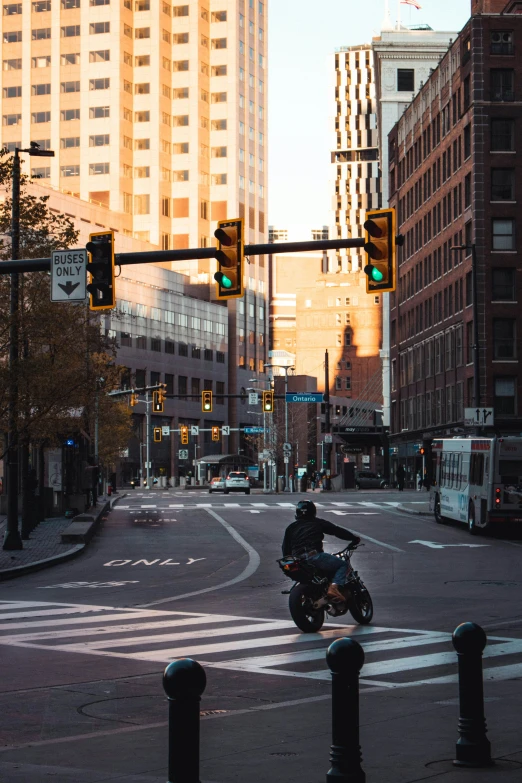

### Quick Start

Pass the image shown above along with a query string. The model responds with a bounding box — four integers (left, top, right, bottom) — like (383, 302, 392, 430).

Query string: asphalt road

(1, 488, 522, 781)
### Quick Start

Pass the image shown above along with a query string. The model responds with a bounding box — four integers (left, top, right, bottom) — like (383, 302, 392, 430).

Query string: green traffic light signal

(215, 271, 233, 289)
(369, 266, 384, 282)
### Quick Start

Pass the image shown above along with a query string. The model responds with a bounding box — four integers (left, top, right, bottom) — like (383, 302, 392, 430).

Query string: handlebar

(333, 541, 363, 557)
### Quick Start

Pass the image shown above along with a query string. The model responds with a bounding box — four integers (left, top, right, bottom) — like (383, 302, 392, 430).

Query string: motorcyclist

(282, 500, 361, 603)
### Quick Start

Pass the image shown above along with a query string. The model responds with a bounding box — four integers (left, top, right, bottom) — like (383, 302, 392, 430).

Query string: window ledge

(491, 250, 517, 254)
(490, 150, 516, 154)
(491, 300, 517, 304)
(490, 201, 517, 204)
(492, 359, 518, 363)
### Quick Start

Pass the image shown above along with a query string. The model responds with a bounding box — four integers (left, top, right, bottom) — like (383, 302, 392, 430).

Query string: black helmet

(296, 500, 316, 519)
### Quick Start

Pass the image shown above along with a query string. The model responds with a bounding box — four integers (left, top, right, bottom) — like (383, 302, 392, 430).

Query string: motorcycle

(277, 543, 373, 633)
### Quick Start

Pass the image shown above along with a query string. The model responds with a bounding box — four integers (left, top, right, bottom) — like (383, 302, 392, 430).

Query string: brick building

(388, 0, 522, 486)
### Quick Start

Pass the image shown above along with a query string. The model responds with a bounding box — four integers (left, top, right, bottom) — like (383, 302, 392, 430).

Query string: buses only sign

(51, 249, 87, 302)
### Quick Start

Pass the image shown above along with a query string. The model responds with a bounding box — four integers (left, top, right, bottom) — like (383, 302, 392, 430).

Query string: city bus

(429, 437, 522, 533)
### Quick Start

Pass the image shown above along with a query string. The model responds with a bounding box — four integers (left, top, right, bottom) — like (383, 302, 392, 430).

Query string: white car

(209, 477, 226, 493)
(224, 471, 250, 494)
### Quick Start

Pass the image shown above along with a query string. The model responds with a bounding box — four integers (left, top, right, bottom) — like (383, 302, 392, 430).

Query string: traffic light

(214, 218, 244, 299)
(212, 426, 220, 442)
(202, 390, 213, 412)
(158, 384, 167, 405)
(180, 425, 189, 445)
(419, 447, 426, 456)
(263, 390, 274, 412)
(86, 230, 115, 310)
(152, 391, 164, 413)
(153, 427, 162, 443)
(129, 393, 138, 407)
(363, 208, 401, 294)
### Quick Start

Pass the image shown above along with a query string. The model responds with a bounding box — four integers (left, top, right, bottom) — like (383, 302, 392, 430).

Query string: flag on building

(401, 0, 422, 8)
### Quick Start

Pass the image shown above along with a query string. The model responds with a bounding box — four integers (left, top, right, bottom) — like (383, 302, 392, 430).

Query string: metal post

(452, 622, 493, 768)
(163, 659, 207, 783)
(324, 349, 331, 487)
(284, 370, 290, 492)
(94, 387, 99, 496)
(326, 637, 366, 783)
(145, 392, 151, 490)
(4, 149, 22, 550)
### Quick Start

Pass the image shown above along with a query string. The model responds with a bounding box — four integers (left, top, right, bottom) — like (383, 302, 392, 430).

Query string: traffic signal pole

(145, 392, 151, 490)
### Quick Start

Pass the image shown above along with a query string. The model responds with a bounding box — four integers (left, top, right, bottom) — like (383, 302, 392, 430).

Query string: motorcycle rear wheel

(289, 585, 325, 633)
(349, 585, 373, 625)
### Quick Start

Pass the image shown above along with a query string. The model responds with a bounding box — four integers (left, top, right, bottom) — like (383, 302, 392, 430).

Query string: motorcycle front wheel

(349, 584, 374, 625)
(288, 584, 325, 633)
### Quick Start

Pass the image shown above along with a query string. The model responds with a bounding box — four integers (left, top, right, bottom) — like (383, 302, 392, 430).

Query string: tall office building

(0, 0, 269, 444)
(332, 44, 381, 273)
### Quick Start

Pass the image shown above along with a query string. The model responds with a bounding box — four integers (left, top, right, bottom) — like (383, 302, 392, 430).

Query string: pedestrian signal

(212, 426, 220, 442)
(153, 427, 162, 443)
(214, 218, 244, 299)
(86, 231, 115, 310)
(263, 390, 274, 412)
(180, 425, 189, 445)
(202, 390, 213, 412)
(153, 391, 164, 413)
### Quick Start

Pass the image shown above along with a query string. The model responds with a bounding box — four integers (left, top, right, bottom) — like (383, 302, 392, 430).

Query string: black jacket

(282, 515, 359, 557)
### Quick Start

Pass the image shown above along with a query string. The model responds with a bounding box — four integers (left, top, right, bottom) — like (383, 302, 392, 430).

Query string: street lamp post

(265, 363, 295, 493)
(4, 143, 55, 551)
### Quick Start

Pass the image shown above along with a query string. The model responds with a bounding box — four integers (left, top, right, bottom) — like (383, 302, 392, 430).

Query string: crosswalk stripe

(3, 602, 522, 691)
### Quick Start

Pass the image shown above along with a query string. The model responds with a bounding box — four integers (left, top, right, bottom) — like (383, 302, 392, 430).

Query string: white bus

(429, 436, 522, 533)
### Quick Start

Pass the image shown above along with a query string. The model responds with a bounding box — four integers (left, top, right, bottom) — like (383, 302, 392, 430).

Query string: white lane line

(344, 528, 404, 553)
(61, 620, 294, 651)
(252, 503, 269, 507)
(139, 507, 261, 607)
(36, 627, 360, 662)
(141, 505, 157, 509)
(4, 614, 252, 642)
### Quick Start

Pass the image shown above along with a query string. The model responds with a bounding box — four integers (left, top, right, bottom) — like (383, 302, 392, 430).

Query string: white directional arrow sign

(409, 540, 489, 549)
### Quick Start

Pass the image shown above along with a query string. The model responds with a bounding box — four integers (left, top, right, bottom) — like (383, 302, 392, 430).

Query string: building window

(492, 268, 515, 300)
(173, 4, 188, 16)
(31, 111, 51, 124)
(191, 377, 200, 395)
(491, 118, 515, 151)
(134, 194, 150, 214)
(60, 164, 79, 177)
(61, 24, 80, 36)
(90, 106, 109, 118)
(491, 31, 514, 56)
(4, 2, 22, 12)
(31, 28, 50, 40)
(89, 162, 109, 175)
(492, 218, 515, 250)
(493, 318, 516, 359)
(151, 337, 161, 352)
(464, 173, 472, 208)
(31, 166, 50, 179)
(397, 68, 414, 92)
(61, 136, 80, 148)
(217, 352, 225, 364)
(61, 53, 79, 65)
(89, 78, 110, 91)
(491, 69, 515, 101)
(495, 377, 516, 415)
(178, 376, 187, 395)
(135, 26, 150, 38)
(212, 37, 227, 49)
(90, 21, 110, 34)
(491, 169, 515, 200)
(165, 340, 175, 354)
(464, 124, 471, 159)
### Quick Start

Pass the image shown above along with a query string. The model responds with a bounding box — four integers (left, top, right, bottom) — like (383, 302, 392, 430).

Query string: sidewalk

(0, 493, 120, 580)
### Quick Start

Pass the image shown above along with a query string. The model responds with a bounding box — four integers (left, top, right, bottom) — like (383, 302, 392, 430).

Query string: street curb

(397, 503, 432, 517)
(0, 494, 125, 582)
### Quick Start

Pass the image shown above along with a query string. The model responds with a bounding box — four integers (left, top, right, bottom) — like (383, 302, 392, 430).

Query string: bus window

(498, 460, 522, 486)
(470, 454, 484, 486)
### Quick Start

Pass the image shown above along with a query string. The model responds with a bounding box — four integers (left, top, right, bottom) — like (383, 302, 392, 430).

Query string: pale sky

(268, 0, 472, 240)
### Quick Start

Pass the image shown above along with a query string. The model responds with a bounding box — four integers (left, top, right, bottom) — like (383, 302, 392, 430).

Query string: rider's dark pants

(307, 552, 349, 585)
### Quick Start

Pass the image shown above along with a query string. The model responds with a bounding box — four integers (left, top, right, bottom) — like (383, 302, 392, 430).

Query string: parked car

(355, 471, 388, 489)
(209, 476, 226, 494)
(225, 471, 250, 494)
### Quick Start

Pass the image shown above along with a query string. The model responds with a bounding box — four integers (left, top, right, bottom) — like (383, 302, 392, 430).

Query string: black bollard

(326, 637, 366, 783)
(163, 658, 207, 783)
(452, 622, 494, 768)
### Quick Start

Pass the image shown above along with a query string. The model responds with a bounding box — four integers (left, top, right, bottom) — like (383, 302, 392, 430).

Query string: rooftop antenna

(382, 0, 394, 30)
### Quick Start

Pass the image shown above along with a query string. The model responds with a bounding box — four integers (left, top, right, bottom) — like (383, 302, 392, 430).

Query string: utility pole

(324, 350, 331, 480)
(145, 391, 151, 490)
(3, 143, 54, 551)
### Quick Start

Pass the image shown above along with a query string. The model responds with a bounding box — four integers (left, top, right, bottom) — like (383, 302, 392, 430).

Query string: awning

(195, 453, 251, 466)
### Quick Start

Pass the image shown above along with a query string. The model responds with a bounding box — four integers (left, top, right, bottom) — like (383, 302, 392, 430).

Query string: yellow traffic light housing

(263, 390, 274, 412)
(214, 218, 244, 299)
(202, 390, 213, 412)
(363, 208, 399, 294)
(180, 425, 189, 445)
(129, 393, 138, 407)
(212, 426, 220, 442)
(158, 384, 167, 405)
(86, 230, 115, 310)
(153, 427, 162, 443)
(152, 391, 164, 413)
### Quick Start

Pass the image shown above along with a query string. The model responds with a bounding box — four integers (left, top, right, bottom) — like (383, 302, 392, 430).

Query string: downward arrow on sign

(58, 281, 81, 297)
(409, 540, 489, 549)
